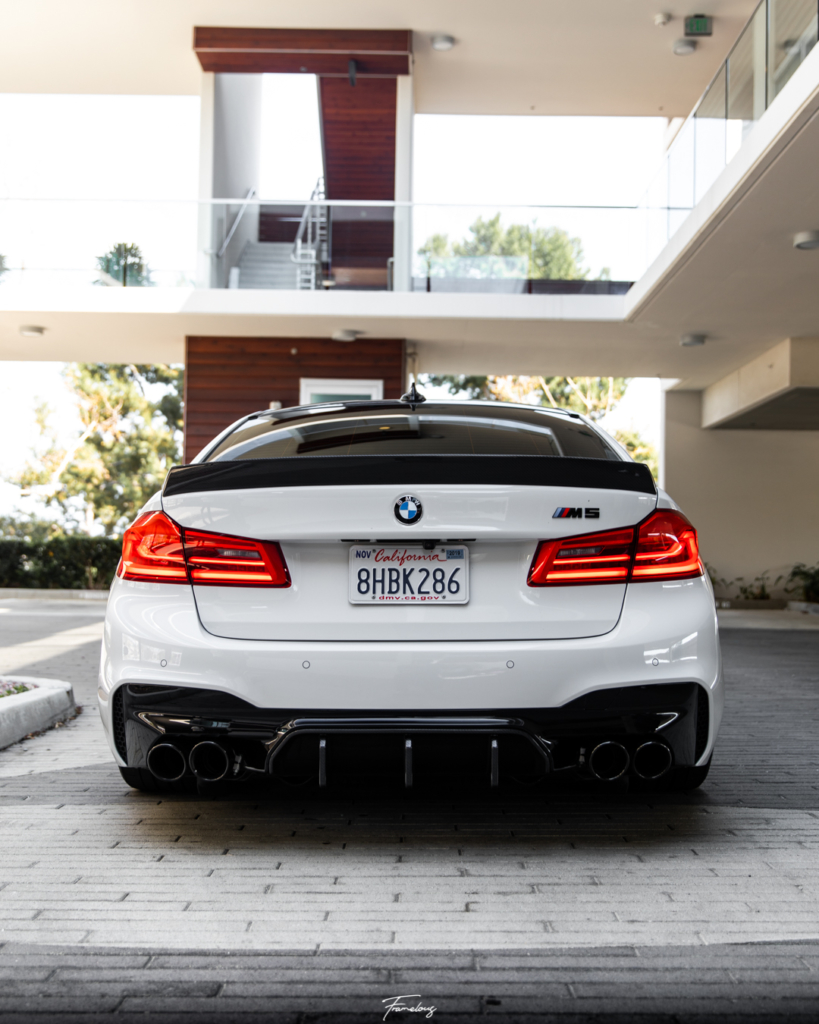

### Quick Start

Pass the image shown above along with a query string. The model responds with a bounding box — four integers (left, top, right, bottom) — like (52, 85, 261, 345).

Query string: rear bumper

(98, 574, 722, 769)
(113, 681, 710, 781)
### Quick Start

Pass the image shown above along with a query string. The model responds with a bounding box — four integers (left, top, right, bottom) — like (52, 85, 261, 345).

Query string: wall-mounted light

(19, 325, 46, 337)
(680, 333, 707, 347)
(431, 34, 456, 51)
(794, 230, 819, 250)
(673, 38, 697, 55)
(332, 329, 362, 343)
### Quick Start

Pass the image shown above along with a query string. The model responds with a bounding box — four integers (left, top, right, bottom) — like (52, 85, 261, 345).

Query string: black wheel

(119, 766, 160, 792)
(664, 757, 712, 791)
(118, 766, 195, 794)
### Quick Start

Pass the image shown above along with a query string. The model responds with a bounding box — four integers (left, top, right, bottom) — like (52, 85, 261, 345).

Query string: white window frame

(299, 378, 384, 405)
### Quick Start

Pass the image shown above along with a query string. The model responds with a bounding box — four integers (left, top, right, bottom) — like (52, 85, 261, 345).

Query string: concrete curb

(0, 676, 77, 750)
(0, 588, 109, 601)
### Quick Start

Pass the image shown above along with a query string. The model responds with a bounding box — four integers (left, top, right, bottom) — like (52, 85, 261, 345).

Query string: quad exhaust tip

(632, 741, 673, 780)
(189, 741, 232, 782)
(146, 743, 187, 782)
(588, 741, 630, 781)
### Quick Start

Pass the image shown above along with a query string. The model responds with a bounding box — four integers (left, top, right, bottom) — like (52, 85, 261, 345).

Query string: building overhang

(0, 0, 759, 118)
(702, 338, 819, 429)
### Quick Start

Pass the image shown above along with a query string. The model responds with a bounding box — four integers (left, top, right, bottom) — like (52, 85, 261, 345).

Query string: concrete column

(210, 74, 263, 289)
(392, 74, 414, 292)
(664, 389, 819, 591)
(196, 72, 215, 288)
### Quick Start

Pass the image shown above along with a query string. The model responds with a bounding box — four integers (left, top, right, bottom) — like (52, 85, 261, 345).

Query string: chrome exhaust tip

(633, 741, 673, 780)
(146, 743, 187, 782)
(189, 741, 232, 782)
(588, 741, 630, 781)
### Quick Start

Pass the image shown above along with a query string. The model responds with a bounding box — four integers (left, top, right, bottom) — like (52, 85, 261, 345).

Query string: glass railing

(641, 0, 817, 266)
(0, 198, 648, 295)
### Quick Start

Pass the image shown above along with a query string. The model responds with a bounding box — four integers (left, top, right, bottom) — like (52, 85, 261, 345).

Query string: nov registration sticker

(349, 545, 470, 604)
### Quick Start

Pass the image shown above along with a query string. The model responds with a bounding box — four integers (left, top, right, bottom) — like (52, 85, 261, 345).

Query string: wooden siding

(319, 77, 397, 201)
(194, 27, 411, 76)
(184, 336, 406, 463)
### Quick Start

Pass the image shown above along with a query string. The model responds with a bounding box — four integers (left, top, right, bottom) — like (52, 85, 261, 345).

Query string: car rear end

(98, 400, 722, 792)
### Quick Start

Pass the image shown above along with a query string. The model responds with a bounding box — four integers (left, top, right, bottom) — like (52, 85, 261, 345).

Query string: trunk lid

(163, 465, 656, 641)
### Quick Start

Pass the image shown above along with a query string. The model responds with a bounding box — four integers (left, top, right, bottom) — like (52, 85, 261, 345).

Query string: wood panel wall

(184, 336, 406, 463)
(319, 78, 397, 201)
(194, 28, 411, 76)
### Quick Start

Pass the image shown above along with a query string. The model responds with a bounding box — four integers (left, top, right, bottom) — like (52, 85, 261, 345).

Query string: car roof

(244, 398, 583, 424)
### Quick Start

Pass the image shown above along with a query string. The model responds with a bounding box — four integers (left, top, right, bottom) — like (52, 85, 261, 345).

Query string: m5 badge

(553, 507, 600, 519)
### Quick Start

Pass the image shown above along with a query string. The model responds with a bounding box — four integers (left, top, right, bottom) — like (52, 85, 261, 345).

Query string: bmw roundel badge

(394, 495, 423, 525)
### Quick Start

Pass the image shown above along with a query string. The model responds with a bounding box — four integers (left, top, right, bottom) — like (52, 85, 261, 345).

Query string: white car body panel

(100, 401, 722, 783)
(98, 574, 722, 766)
(162, 484, 656, 642)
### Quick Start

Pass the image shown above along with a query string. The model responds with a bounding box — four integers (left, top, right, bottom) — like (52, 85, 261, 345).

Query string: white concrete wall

(392, 75, 414, 293)
(210, 74, 262, 289)
(664, 390, 819, 594)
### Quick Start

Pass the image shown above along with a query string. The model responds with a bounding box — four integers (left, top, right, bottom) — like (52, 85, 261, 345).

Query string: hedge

(0, 537, 122, 590)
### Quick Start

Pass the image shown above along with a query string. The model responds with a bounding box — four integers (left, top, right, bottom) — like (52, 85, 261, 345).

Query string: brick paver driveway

(1, 597, 819, 1021)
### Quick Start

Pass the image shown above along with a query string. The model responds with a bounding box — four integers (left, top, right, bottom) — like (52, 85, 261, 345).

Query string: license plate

(349, 545, 469, 604)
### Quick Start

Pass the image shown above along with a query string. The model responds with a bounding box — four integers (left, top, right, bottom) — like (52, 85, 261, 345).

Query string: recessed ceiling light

(19, 325, 46, 337)
(431, 34, 456, 51)
(793, 230, 819, 250)
(673, 38, 697, 55)
(680, 333, 707, 347)
(332, 329, 362, 343)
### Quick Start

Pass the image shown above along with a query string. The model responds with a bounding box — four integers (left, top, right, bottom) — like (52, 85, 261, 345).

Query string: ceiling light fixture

(19, 325, 46, 337)
(673, 38, 697, 55)
(793, 230, 819, 250)
(654, 13, 671, 26)
(332, 329, 362, 343)
(431, 34, 456, 51)
(680, 333, 707, 347)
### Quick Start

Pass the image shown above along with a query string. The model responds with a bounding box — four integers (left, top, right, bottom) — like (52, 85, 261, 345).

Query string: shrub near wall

(0, 537, 122, 590)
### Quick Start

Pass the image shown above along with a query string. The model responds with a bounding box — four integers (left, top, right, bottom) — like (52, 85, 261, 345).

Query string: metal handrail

(291, 177, 328, 289)
(216, 187, 256, 259)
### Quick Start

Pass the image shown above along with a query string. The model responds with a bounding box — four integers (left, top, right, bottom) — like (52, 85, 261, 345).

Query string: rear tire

(664, 757, 712, 791)
(118, 766, 159, 792)
(663, 761, 708, 790)
(118, 766, 195, 794)
(629, 757, 712, 793)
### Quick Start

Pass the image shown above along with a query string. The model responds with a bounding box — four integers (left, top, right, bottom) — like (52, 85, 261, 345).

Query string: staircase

(229, 178, 329, 290)
(233, 243, 299, 290)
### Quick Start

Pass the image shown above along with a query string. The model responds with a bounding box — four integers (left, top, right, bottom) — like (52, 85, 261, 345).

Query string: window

(299, 378, 384, 405)
(206, 404, 624, 463)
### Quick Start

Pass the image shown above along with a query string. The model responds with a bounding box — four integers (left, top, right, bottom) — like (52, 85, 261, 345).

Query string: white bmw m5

(99, 388, 722, 794)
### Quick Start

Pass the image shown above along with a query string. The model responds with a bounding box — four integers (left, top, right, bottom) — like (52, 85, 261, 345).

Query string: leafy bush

(0, 536, 121, 590)
(787, 563, 819, 603)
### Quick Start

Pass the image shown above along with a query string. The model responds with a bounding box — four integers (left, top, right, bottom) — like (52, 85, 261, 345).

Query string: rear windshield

(205, 405, 623, 462)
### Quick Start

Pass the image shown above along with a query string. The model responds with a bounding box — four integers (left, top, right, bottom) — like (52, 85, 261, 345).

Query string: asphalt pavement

(1, 597, 819, 1021)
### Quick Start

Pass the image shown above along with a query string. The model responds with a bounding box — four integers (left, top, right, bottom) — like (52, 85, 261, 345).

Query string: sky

(0, 85, 667, 518)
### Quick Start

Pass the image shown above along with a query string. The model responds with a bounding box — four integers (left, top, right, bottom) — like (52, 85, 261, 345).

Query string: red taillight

(528, 509, 702, 587)
(118, 511, 188, 583)
(183, 530, 290, 587)
(632, 509, 702, 581)
(528, 527, 635, 586)
(117, 512, 291, 588)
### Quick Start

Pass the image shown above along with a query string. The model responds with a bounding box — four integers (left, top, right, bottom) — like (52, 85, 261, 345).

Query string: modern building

(1, 0, 818, 587)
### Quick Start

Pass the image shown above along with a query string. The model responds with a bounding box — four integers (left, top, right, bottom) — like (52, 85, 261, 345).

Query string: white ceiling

(2, 0, 758, 117)
(626, 47, 819, 388)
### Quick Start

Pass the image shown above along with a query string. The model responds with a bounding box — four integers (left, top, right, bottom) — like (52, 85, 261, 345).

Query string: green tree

(15, 364, 183, 534)
(418, 214, 591, 280)
(421, 373, 659, 478)
(95, 243, 151, 286)
(425, 374, 628, 420)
